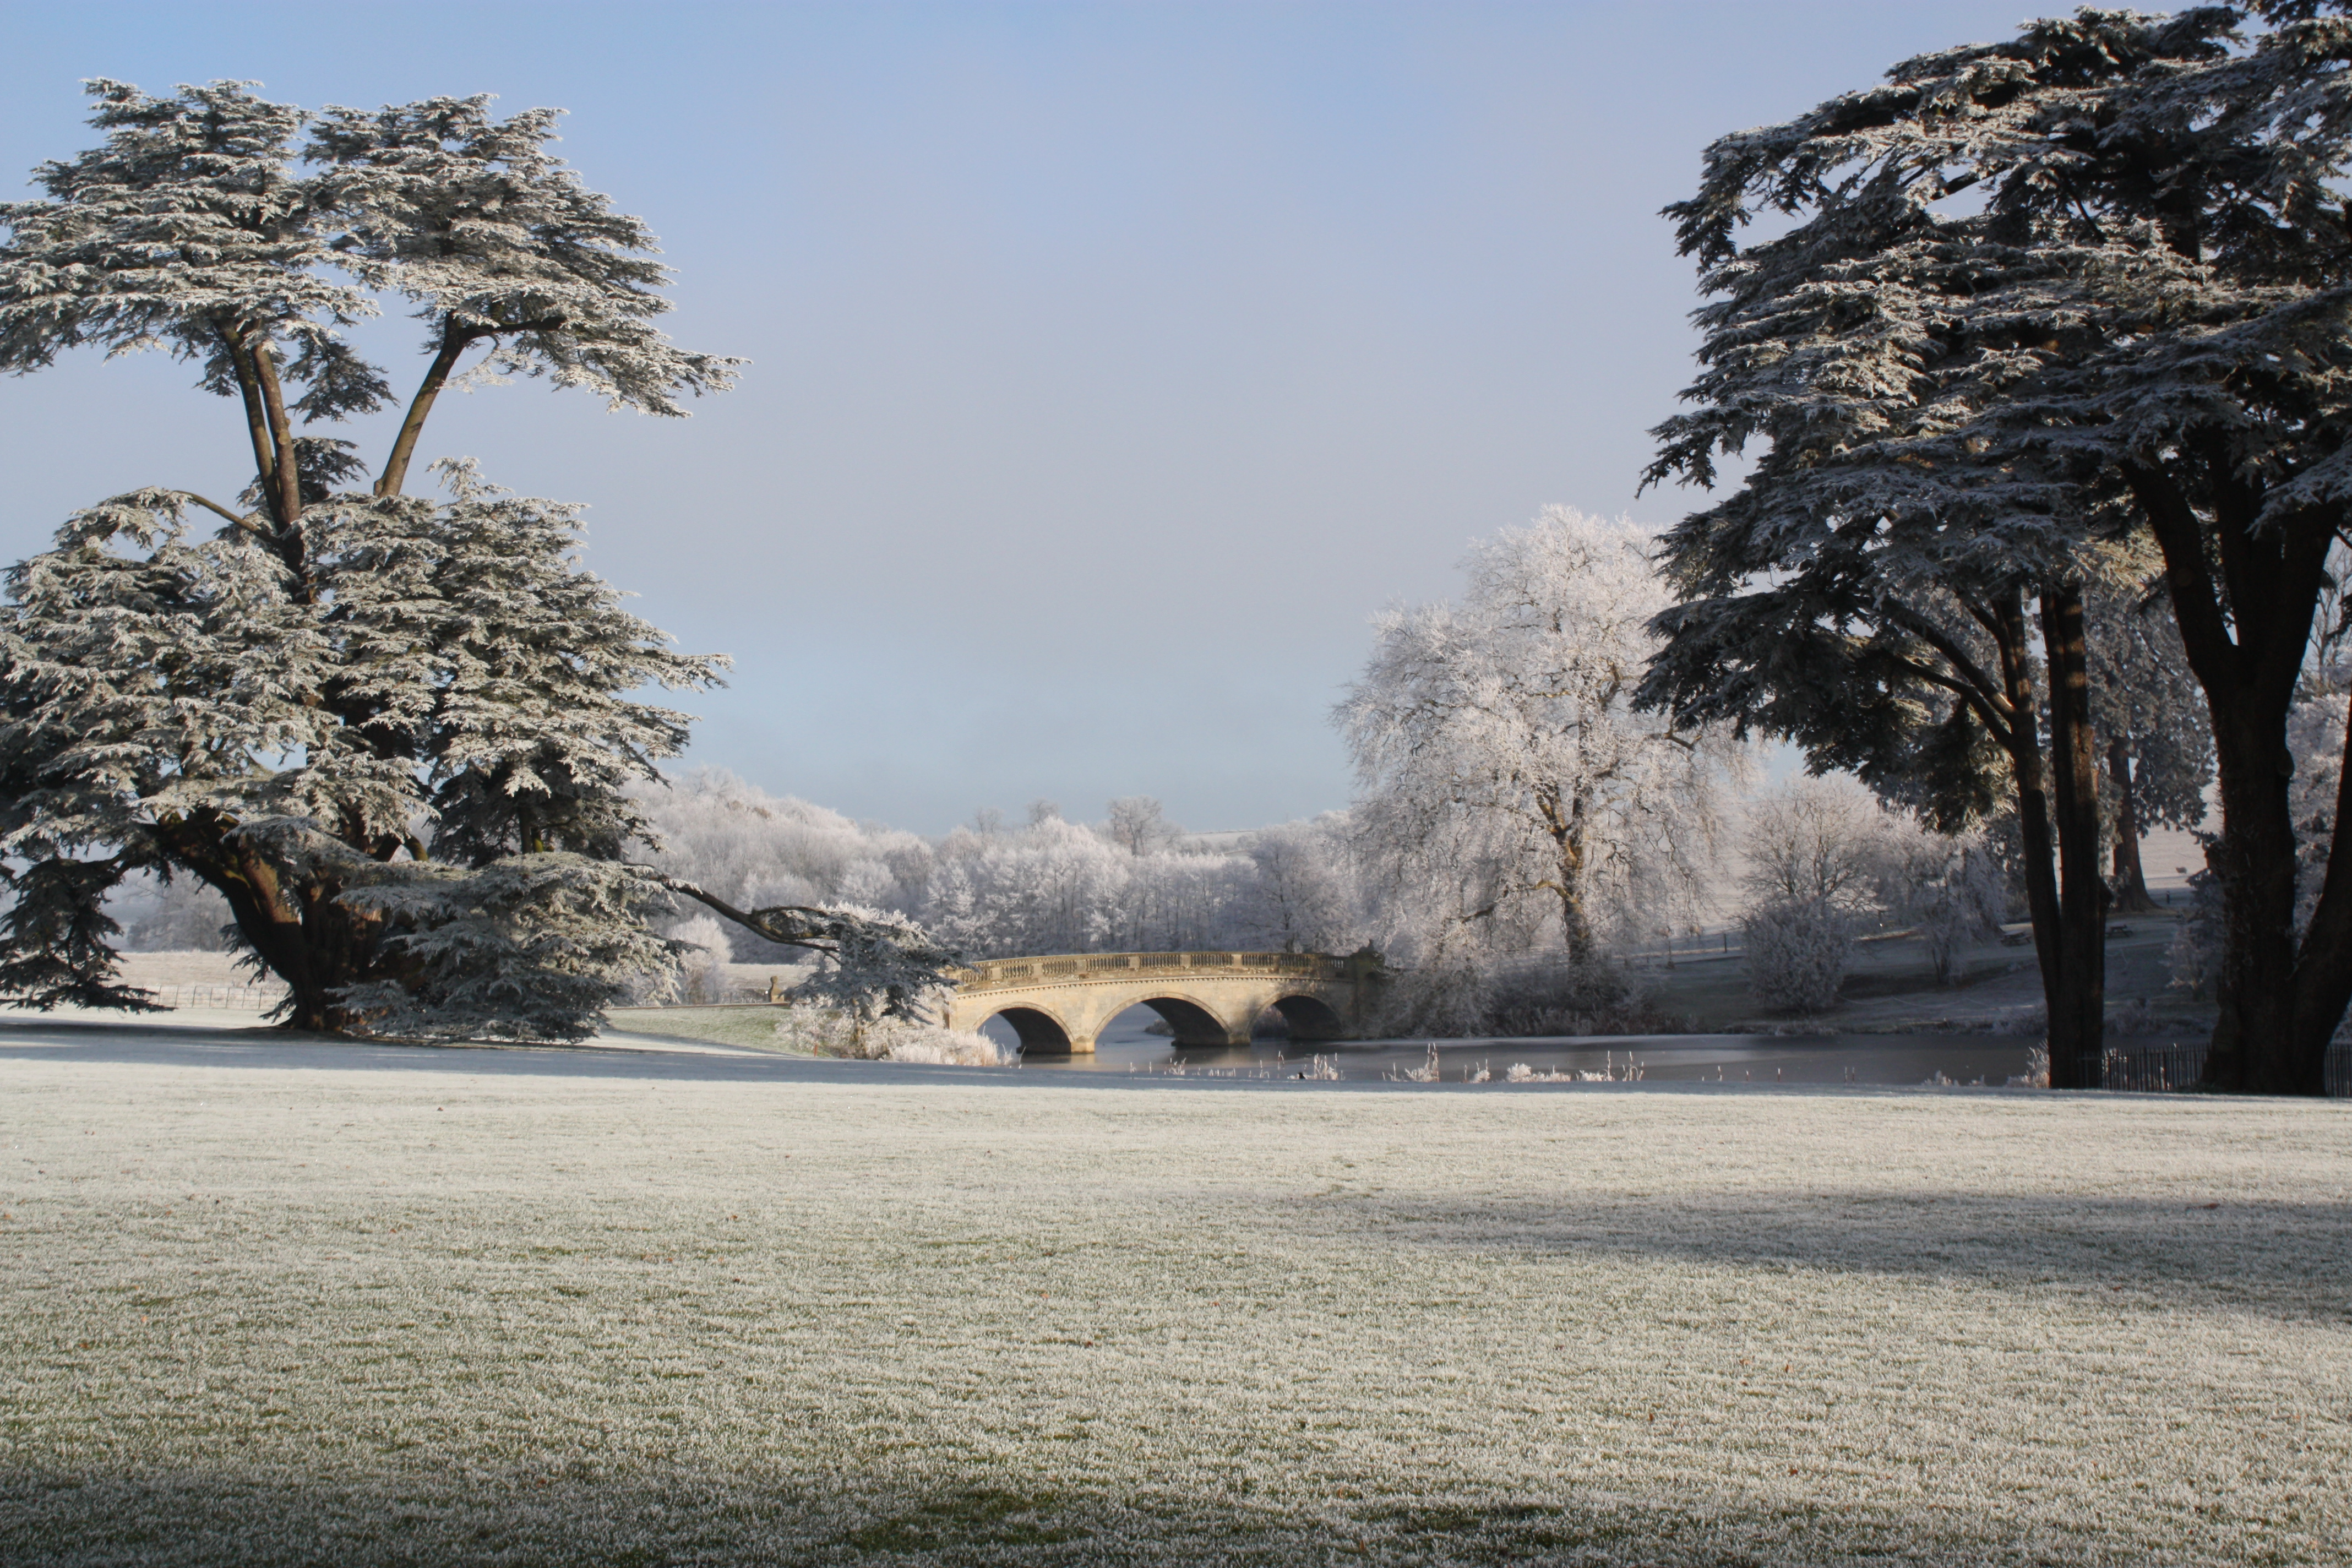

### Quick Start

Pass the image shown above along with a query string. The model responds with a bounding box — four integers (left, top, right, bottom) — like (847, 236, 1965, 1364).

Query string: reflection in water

(1003, 1010, 2061, 1085)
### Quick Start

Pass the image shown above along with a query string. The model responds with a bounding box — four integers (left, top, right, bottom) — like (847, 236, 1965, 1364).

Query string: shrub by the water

(770, 1006, 1012, 1066)
(1743, 895, 1852, 1014)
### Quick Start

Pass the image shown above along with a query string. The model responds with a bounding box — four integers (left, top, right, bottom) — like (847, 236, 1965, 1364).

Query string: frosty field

(2, 1042, 2346, 1566)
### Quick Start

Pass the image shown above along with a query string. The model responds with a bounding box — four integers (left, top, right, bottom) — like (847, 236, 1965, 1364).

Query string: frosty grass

(3, 1056, 2345, 1565)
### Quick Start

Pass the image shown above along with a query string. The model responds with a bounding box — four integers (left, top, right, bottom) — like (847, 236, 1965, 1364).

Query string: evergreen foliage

(0, 82, 953, 1037)
(1641, 5, 2352, 1092)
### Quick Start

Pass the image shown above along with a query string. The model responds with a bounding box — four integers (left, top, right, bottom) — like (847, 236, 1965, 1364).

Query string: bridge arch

(1266, 992, 1347, 1042)
(979, 1003, 1079, 1054)
(1124, 993, 1238, 1047)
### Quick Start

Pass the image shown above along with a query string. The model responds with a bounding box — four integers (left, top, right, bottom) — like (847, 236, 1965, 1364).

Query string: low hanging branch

(638, 870, 966, 1022)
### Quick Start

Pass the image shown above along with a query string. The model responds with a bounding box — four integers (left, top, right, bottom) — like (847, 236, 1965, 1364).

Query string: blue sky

(1, 1, 2035, 832)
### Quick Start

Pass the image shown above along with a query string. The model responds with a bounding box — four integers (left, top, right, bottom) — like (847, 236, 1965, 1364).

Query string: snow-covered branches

(334, 852, 680, 1042)
(1735, 775, 2003, 1007)
(1739, 776, 1889, 912)
(1741, 897, 1852, 1016)
(645, 872, 964, 1025)
(0, 469, 722, 1036)
(307, 94, 742, 493)
(1339, 509, 1742, 972)
(0, 80, 741, 528)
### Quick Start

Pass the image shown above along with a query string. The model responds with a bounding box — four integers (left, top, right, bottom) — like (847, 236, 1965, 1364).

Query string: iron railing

(154, 983, 288, 1012)
(2093, 1039, 2351, 1097)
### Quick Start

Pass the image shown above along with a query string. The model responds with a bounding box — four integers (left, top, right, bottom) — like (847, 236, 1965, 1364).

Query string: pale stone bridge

(941, 949, 1385, 1054)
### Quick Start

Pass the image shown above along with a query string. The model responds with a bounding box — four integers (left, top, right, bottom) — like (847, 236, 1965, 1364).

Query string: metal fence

(2095, 1039, 2352, 1097)
(154, 983, 287, 1012)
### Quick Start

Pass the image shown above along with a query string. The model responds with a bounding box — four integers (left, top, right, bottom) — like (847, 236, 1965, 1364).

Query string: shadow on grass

(1320, 1190, 2352, 1316)
(0, 1463, 2166, 1567)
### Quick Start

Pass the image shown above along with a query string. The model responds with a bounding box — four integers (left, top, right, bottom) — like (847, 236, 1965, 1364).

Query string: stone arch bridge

(941, 950, 1384, 1054)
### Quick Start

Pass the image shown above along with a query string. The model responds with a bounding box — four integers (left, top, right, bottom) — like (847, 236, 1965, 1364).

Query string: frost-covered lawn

(604, 1003, 805, 1052)
(3, 1056, 2345, 1566)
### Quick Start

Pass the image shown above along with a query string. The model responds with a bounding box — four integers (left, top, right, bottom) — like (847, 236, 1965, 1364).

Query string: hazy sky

(1, 1, 2037, 834)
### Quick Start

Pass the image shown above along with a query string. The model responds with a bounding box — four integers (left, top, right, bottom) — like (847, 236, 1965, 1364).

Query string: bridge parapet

(953, 950, 1340, 989)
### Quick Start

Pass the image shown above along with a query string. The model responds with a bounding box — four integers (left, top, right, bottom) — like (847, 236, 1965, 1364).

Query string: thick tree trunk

(2125, 461, 2337, 1094)
(2012, 758, 2067, 1049)
(2107, 737, 2156, 912)
(2204, 709, 2315, 1092)
(1983, 589, 2104, 1088)
(1540, 787, 1596, 968)
(1553, 852, 1594, 969)
(2040, 590, 2108, 1088)
(164, 819, 388, 1035)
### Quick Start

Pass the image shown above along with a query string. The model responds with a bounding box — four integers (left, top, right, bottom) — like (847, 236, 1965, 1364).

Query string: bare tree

(1739, 777, 1891, 910)
(1104, 797, 1172, 858)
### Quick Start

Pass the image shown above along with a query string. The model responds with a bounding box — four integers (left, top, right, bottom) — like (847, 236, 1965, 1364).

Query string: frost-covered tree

(1880, 820, 2007, 986)
(1743, 896, 1852, 1015)
(1, 464, 714, 1035)
(1739, 776, 1893, 911)
(1338, 508, 1742, 973)
(917, 815, 1257, 958)
(1640, 7, 2352, 1091)
(1103, 796, 1177, 857)
(1737, 776, 2001, 993)
(0, 83, 951, 1037)
(666, 914, 733, 1005)
(1734, 775, 1892, 1014)
(1238, 815, 1363, 954)
(624, 770, 1359, 966)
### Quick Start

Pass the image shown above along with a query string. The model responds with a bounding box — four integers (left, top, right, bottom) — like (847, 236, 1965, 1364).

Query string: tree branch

(216, 324, 281, 518)
(637, 870, 910, 957)
(2123, 458, 2241, 694)
(375, 319, 476, 498)
(169, 491, 270, 540)
(247, 340, 304, 532)
(1890, 654, 2018, 753)
(1880, 603, 2013, 721)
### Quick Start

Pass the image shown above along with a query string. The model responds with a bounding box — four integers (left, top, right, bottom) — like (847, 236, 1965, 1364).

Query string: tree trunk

(2040, 590, 2108, 1088)
(2284, 694, 2352, 1094)
(166, 818, 388, 1035)
(1987, 589, 2104, 1089)
(1543, 788, 1596, 968)
(1553, 855, 1594, 969)
(2203, 707, 2310, 1092)
(2107, 736, 2156, 912)
(377, 325, 471, 498)
(2124, 462, 2339, 1093)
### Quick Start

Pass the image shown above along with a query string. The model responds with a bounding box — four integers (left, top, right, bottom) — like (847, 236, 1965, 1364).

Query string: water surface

(1012, 1016, 2070, 1085)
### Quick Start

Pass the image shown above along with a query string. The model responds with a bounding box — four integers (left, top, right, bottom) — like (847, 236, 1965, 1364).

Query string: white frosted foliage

(1337, 507, 1744, 971)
